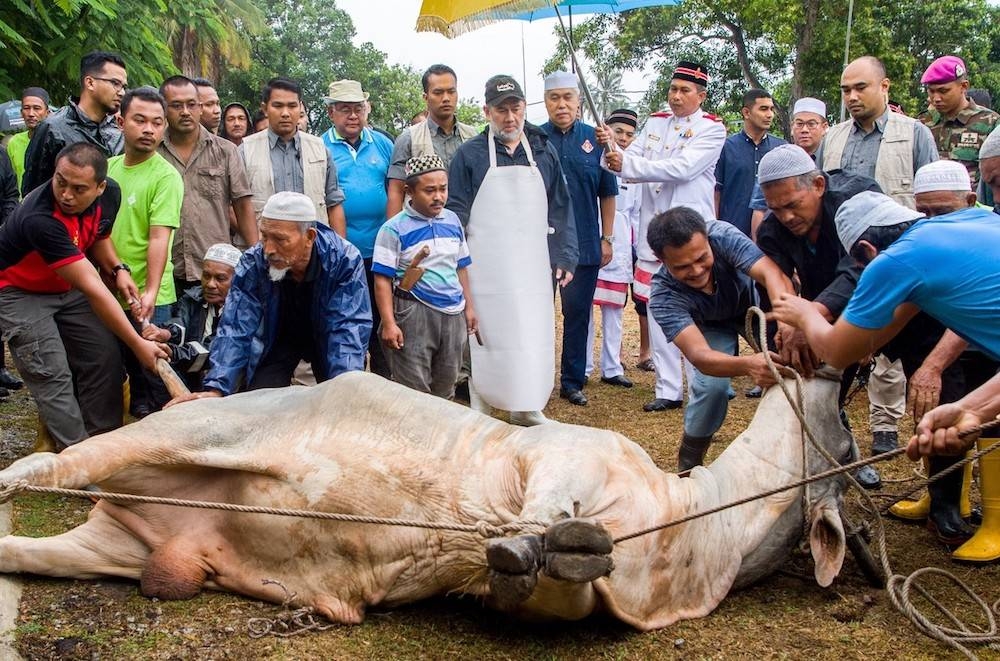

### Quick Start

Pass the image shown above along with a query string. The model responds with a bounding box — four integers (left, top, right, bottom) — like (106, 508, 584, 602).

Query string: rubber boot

(468, 379, 491, 415)
(953, 438, 1000, 563)
(889, 458, 931, 520)
(926, 454, 974, 546)
(890, 455, 973, 521)
(677, 434, 712, 472)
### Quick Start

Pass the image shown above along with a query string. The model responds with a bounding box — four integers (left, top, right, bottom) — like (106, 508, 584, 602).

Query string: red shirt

(0, 179, 121, 293)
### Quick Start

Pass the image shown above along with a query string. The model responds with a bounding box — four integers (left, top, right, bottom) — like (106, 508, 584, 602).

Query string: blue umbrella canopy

(514, 0, 677, 20)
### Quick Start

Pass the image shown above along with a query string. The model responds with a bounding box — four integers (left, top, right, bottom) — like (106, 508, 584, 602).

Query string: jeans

(683, 327, 737, 438)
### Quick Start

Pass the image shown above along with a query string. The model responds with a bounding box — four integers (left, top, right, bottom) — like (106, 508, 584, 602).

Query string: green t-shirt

(108, 152, 184, 307)
(6, 131, 29, 194)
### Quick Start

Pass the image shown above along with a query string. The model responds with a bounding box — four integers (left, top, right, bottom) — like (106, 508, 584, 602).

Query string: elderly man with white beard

(447, 74, 577, 426)
(166, 191, 371, 406)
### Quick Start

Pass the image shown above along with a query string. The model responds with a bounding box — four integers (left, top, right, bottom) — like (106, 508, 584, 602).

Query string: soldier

(918, 55, 999, 190)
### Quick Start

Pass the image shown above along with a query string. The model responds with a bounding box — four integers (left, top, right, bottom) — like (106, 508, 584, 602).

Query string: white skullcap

(261, 191, 317, 223)
(757, 144, 818, 185)
(913, 160, 972, 194)
(793, 97, 826, 118)
(980, 125, 1000, 161)
(203, 243, 242, 268)
(835, 191, 924, 253)
(544, 70, 579, 92)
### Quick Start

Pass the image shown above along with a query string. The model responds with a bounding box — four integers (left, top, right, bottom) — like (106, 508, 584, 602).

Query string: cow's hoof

(485, 534, 542, 574)
(489, 569, 538, 609)
(544, 552, 614, 582)
(544, 518, 613, 555)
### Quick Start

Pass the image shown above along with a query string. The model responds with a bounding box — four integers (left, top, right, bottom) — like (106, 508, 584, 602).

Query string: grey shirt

(387, 116, 470, 180)
(239, 129, 344, 207)
(815, 108, 938, 180)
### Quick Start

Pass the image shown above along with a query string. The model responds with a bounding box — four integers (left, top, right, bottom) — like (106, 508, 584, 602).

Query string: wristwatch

(111, 263, 131, 276)
(601, 235, 613, 244)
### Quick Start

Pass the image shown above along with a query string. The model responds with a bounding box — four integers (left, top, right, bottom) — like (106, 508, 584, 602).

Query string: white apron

(466, 130, 554, 411)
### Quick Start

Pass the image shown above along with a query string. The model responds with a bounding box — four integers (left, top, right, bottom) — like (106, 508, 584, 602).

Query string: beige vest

(242, 130, 329, 223)
(822, 111, 917, 209)
(409, 119, 478, 159)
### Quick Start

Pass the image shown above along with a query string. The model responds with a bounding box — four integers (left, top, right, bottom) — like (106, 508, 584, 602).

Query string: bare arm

(54, 259, 166, 370)
(328, 203, 347, 238)
(749, 256, 818, 375)
(910, 372, 1000, 459)
(599, 195, 615, 267)
(233, 196, 258, 246)
(373, 274, 402, 349)
(386, 179, 405, 219)
(458, 267, 477, 335)
(138, 225, 173, 321)
(908, 330, 970, 419)
(673, 324, 782, 385)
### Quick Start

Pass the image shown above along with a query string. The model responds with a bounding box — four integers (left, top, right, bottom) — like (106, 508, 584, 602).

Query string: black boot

(678, 434, 713, 472)
(926, 454, 975, 546)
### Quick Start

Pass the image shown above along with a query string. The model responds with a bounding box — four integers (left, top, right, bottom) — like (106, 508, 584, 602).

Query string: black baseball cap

(484, 74, 525, 106)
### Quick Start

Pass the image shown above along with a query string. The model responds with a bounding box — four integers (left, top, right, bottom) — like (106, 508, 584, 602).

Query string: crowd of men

(2, 48, 1000, 565)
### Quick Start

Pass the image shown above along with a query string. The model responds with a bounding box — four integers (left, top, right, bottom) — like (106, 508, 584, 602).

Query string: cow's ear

(808, 503, 846, 587)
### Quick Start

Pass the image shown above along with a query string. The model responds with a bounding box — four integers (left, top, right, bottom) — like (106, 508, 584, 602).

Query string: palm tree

(165, 0, 264, 81)
(586, 67, 629, 122)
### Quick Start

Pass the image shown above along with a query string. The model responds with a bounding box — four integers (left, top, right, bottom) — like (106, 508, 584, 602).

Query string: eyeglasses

(792, 120, 823, 129)
(92, 77, 128, 92)
(167, 101, 203, 112)
(332, 105, 365, 117)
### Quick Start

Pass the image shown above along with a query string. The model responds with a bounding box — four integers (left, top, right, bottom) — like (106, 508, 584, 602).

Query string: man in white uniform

(599, 61, 726, 412)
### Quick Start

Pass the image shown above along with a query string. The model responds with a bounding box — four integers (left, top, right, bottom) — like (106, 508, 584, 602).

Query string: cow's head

(800, 365, 851, 586)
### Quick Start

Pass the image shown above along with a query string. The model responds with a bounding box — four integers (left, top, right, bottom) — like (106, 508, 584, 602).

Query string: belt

(393, 288, 418, 301)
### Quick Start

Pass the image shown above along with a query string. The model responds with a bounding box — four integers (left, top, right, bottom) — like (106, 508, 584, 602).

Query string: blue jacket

(202, 224, 372, 395)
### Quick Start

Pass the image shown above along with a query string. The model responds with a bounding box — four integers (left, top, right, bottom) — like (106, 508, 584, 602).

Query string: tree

(165, 0, 265, 81)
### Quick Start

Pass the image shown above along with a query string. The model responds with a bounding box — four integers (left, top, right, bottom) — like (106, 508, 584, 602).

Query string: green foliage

(548, 0, 1000, 130)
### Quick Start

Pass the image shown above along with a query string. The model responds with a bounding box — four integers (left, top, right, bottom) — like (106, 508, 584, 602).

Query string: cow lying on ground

(0, 369, 851, 630)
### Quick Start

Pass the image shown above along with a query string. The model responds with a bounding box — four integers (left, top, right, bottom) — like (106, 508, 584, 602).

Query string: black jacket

(164, 286, 219, 391)
(0, 150, 16, 225)
(757, 170, 881, 317)
(21, 99, 123, 196)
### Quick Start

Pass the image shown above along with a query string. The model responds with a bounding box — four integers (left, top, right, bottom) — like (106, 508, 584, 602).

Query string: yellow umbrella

(416, 1, 552, 38)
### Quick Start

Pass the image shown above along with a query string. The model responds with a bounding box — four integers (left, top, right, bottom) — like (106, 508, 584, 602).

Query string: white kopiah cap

(793, 97, 826, 118)
(835, 191, 924, 253)
(913, 160, 972, 194)
(544, 70, 579, 91)
(203, 243, 242, 268)
(261, 191, 318, 223)
(757, 144, 818, 185)
(980, 125, 1000, 160)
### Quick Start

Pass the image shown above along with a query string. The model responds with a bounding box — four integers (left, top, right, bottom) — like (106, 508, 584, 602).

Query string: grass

(2, 319, 999, 660)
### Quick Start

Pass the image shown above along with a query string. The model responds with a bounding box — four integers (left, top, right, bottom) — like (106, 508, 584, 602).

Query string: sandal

(635, 358, 655, 372)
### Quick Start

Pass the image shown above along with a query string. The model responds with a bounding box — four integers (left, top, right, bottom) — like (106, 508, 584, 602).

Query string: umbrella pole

(551, 4, 604, 131)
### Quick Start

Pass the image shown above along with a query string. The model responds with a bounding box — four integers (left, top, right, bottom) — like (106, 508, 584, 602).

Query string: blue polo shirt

(541, 120, 618, 267)
(322, 126, 394, 258)
(714, 130, 786, 236)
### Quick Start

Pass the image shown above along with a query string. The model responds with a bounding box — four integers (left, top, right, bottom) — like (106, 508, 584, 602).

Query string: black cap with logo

(484, 74, 526, 106)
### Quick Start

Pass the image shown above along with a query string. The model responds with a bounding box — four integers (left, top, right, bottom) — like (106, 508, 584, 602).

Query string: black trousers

(363, 257, 391, 378)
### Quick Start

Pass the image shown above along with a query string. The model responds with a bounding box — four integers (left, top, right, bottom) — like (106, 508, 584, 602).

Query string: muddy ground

(1, 312, 998, 660)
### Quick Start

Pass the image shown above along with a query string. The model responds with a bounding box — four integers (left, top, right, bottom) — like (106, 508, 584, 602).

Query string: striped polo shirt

(372, 201, 471, 314)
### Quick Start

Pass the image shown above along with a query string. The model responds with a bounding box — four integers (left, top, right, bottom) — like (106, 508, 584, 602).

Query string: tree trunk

(791, 0, 821, 104)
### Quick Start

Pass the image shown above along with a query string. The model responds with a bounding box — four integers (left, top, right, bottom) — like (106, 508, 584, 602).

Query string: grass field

(1, 309, 998, 660)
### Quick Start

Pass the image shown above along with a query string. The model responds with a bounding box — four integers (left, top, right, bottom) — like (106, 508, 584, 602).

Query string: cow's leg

(0, 507, 148, 580)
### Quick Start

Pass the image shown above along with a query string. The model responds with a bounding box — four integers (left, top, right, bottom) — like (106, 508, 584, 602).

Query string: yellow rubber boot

(889, 455, 973, 520)
(889, 458, 931, 520)
(953, 438, 1000, 563)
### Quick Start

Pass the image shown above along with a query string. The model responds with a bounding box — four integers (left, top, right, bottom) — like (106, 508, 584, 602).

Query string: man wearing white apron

(447, 75, 578, 426)
(599, 61, 726, 413)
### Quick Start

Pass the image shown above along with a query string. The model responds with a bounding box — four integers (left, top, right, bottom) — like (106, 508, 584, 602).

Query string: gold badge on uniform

(647, 134, 660, 142)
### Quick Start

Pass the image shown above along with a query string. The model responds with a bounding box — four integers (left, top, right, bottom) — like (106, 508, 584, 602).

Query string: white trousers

(586, 305, 624, 378)
(648, 311, 688, 400)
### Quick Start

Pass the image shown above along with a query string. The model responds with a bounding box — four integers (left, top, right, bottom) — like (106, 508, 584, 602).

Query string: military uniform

(607, 108, 726, 403)
(920, 100, 999, 188)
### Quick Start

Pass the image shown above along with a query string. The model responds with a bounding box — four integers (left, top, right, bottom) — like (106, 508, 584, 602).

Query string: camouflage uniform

(920, 100, 1000, 188)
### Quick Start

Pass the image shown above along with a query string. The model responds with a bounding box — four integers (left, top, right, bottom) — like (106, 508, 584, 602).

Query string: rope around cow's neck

(1, 305, 998, 655)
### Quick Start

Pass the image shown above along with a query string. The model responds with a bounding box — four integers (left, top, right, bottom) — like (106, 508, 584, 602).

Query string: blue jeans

(683, 327, 737, 438)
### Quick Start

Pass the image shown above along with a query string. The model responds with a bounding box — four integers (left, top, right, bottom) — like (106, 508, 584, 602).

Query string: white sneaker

(509, 410, 550, 426)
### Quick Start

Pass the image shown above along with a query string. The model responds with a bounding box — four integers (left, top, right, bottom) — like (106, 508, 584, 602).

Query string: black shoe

(854, 465, 882, 490)
(0, 386, 8, 399)
(559, 388, 588, 406)
(872, 431, 898, 455)
(600, 375, 633, 388)
(0, 368, 22, 390)
(130, 404, 154, 419)
(678, 434, 713, 471)
(643, 398, 682, 412)
(745, 385, 763, 398)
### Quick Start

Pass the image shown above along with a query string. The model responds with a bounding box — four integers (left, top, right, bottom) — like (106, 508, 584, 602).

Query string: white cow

(0, 369, 851, 629)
